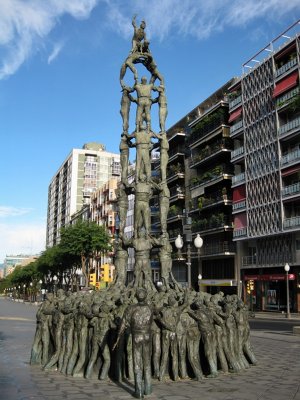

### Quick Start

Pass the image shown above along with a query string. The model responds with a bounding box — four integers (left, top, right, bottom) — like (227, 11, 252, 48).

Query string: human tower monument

(30, 16, 257, 400)
(113, 14, 175, 291)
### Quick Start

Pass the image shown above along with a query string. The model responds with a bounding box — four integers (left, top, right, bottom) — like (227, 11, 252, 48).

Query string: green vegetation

(0, 221, 111, 293)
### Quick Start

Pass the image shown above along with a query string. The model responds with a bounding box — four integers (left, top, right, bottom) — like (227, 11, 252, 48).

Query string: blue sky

(0, 0, 300, 263)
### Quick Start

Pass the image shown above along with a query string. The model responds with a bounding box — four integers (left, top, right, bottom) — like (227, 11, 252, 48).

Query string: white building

(46, 142, 120, 247)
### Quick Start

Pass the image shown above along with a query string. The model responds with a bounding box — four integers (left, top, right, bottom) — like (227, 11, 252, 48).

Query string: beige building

(46, 142, 120, 247)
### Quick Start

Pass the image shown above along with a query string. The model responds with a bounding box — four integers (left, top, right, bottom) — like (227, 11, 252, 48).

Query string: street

(250, 318, 297, 333)
(1, 297, 300, 400)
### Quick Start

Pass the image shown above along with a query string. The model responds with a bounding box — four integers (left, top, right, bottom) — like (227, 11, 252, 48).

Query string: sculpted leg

(99, 343, 111, 380)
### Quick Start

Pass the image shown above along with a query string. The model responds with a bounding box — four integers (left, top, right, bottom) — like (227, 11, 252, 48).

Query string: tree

(59, 221, 111, 287)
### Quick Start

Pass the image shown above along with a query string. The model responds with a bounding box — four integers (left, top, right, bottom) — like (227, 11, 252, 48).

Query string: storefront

(243, 272, 296, 312)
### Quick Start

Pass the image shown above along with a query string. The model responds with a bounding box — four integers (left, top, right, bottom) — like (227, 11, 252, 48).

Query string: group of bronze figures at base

(31, 285, 257, 398)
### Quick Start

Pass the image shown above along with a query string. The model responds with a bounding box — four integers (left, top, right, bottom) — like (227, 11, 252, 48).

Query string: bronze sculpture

(30, 15, 257, 400)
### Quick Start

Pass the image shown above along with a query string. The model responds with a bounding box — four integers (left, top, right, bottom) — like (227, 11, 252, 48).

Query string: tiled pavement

(1, 298, 300, 400)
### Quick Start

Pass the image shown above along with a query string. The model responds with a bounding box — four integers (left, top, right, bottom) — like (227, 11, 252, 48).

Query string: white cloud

(0, 222, 46, 263)
(47, 41, 65, 64)
(105, 0, 300, 40)
(1, 0, 300, 79)
(0, 0, 100, 79)
(0, 206, 33, 218)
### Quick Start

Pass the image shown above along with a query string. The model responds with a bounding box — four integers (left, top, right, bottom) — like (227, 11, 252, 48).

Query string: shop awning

(228, 107, 242, 123)
(244, 274, 295, 281)
(273, 71, 299, 98)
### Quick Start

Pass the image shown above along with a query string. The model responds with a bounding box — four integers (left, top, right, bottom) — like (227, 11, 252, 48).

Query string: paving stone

(1, 298, 300, 400)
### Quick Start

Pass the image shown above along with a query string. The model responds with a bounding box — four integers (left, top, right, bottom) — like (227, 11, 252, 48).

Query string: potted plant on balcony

(198, 197, 204, 209)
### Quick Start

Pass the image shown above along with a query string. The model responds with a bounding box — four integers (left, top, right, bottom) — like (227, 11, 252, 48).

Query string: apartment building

(46, 142, 120, 248)
(229, 21, 300, 312)
(187, 80, 237, 293)
(3, 255, 38, 277)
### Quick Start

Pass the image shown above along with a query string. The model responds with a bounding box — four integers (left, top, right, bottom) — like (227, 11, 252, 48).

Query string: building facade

(229, 22, 300, 312)
(46, 142, 120, 247)
(3, 255, 38, 277)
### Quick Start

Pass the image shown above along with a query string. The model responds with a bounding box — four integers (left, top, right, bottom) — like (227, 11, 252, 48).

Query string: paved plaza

(0, 297, 300, 400)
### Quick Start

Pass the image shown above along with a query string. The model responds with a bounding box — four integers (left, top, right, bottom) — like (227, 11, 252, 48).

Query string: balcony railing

(230, 120, 243, 136)
(194, 241, 236, 256)
(168, 146, 185, 160)
(275, 57, 298, 78)
(282, 182, 300, 197)
(190, 140, 232, 167)
(233, 226, 247, 238)
(279, 117, 300, 136)
(170, 186, 185, 198)
(232, 172, 245, 185)
(232, 199, 246, 211)
(231, 146, 244, 160)
(229, 95, 242, 110)
(192, 215, 233, 233)
(283, 216, 300, 229)
(189, 112, 228, 146)
(281, 148, 300, 166)
(242, 255, 257, 267)
(276, 86, 299, 108)
(167, 171, 184, 182)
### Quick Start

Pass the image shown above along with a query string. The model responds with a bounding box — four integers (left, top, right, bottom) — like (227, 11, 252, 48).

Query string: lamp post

(53, 275, 58, 295)
(175, 233, 204, 289)
(39, 279, 43, 301)
(198, 274, 202, 292)
(30, 282, 33, 303)
(284, 263, 291, 319)
(23, 284, 26, 301)
(194, 232, 203, 275)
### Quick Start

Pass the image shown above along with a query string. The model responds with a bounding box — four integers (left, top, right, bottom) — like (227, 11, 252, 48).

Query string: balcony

(190, 139, 232, 168)
(233, 226, 247, 238)
(193, 241, 236, 256)
(150, 206, 159, 215)
(168, 228, 182, 241)
(279, 116, 300, 137)
(232, 199, 246, 212)
(281, 148, 300, 166)
(229, 95, 242, 110)
(242, 255, 257, 268)
(167, 172, 184, 183)
(192, 214, 233, 234)
(275, 57, 298, 79)
(231, 146, 244, 162)
(169, 186, 185, 203)
(189, 111, 228, 146)
(230, 120, 243, 137)
(283, 216, 300, 230)
(168, 146, 185, 163)
(232, 172, 245, 186)
(167, 205, 183, 223)
(282, 181, 300, 197)
(276, 87, 299, 109)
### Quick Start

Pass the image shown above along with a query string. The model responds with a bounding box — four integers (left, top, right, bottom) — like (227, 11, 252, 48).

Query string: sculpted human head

(136, 287, 147, 303)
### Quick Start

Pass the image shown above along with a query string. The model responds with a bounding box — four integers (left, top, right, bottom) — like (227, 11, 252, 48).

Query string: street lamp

(53, 275, 58, 294)
(194, 233, 203, 275)
(198, 274, 202, 292)
(23, 284, 26, 301)
(175, 234, 184, 257)
(284, 263, 291, 319)
(39, 279, 43, 301)
(29, 282, 33, 302)
(175, 233, 204, 289)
